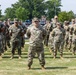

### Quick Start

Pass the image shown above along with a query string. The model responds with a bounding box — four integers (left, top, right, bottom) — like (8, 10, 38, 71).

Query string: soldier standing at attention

(19, 21, 27, 48)
(44, 20, 52, 46)
(26, 17, 46, 70)
(51, 22, 65, 59)
(3, 20, 10, 51)
(48, 15, 59, 54)
(72, 24, 76, 55)
(9, 19, 24, 59)
(63, 21, 70, 50)
(68, 19, 75, 51)
(51, 15, 59, 28)
(0, 23, 4, 59)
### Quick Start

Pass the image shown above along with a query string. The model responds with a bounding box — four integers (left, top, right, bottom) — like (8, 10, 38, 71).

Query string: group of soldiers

(0, 18, 27, 59)
(44, 16, 76, 59)
(0, 16, 76, 70)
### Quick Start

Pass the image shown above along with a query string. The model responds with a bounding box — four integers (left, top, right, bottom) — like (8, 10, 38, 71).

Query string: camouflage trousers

(64, 37, 69, 50)
(53, 41, 64, 57)
(28, 44, 45, 67)
(68, 35, 73, 51)
(21, 37, 25, 48)
(3, 36, 10, 51)
(0, 41, 4, 55)
(72, 39, 76, 54)
(48, 36, 54, 52)
(11, 41, 21, 56)
(44, 35, 49, 46)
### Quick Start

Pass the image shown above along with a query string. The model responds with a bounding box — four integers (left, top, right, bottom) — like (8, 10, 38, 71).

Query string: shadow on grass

(31, 66, 68, 70)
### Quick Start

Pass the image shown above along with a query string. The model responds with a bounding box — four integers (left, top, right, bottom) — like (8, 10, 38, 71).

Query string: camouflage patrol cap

(33, 17, 39, 22)
(14, 18, 18, 22)
(54, 15, 58, 19)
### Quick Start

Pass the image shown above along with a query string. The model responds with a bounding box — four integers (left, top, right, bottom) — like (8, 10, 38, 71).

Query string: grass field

(0, 40, 76, 75)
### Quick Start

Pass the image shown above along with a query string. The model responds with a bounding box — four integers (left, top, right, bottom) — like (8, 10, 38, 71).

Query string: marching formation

(0, 16, 76, 70)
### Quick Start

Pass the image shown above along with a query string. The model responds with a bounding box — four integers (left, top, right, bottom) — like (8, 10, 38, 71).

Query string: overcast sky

(0, 0, 76, 15)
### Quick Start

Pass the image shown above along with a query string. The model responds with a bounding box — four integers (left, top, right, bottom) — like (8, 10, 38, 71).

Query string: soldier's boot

(53, 56, 56, 59)
(18, 55, 21, 59)
(27, 66, 31, 70)
(72, 50, 75, 55)
(49, 47, 54, 55)
(10, 55, 14, 59)
(60, 55, 63, 59)
(0, 54, 2, 59)
(41, 65, 45, 70)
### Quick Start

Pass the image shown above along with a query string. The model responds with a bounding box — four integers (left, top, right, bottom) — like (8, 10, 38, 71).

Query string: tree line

(0, 0, 75, 22)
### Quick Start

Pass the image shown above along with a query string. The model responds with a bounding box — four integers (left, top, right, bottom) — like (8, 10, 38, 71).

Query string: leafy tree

(5, 7, 16, 19)
(58, 11, 75, 22)
(4, 0, 62, 20)
(46, 0, 61, 20)
(15, 7, 29, 21)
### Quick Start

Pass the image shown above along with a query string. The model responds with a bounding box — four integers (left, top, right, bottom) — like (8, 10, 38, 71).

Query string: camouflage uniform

(9, 24, 23, 58)
(64, 25, 69, 50)
(19, 23, 27, 48)
(51, 25, 65, 58)
(26, 25, 46, 68)
(72, 24, 76, 55)
(68, 25, 74, 51)
(44, 23, 52, 46)
(0, 23, 4, 58)
(3, 23, 10, 51)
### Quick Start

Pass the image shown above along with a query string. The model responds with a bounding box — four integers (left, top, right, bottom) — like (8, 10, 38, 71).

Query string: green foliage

(15, 7, 29, 21)
(58, 11, 75, 22)
(5, 7, 16, 19)
(46, 0, 61, 20)
(0, 42, 76, 75)
(4, 0, 62, 20)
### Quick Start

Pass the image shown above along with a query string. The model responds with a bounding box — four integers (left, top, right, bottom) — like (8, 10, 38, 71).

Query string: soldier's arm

(9, 26, 12, 36)
(42, 29, 47, 40)
(26, 28, 31, 38)
(24, 26, 27, 34)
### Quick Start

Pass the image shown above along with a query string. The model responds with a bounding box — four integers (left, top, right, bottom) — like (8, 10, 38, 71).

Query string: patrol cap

(14, 18, 18, 22)
(54, 15, 58, 19)
(33, 17, 39, 22)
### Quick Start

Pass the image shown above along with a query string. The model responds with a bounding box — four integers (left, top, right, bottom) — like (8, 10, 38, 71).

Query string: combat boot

(19, 55, 21, 59)
(27, 66, 31, 70)
(41, 65, 45, 70)
(60, 55, 64, 59)
(0, 56, 2, 59)
(10, 55, 14, 59)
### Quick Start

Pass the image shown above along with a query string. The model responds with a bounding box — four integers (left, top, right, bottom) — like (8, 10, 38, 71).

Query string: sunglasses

(34, 21, 39, 22)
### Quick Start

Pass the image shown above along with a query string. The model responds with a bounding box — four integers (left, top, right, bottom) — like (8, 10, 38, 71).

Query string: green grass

(0, 42, 76, 75)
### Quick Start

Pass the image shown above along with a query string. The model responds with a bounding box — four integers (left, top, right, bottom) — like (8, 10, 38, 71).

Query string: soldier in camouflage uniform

(72, 24, 76, 55)
(51, 15, 59, 28)
(44, 20, 52, 46)
(51, 22, 65, 59)
(3, 20, 10, 51)
(68, 19, 75, 51)
(26, 17, 46, 70)
(9, 19, 24, 59)
(48, 16, 59, 54)
(19, 21, 27, 48)
(63, 21, 70, 50)
(0, 23, 4, 59)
